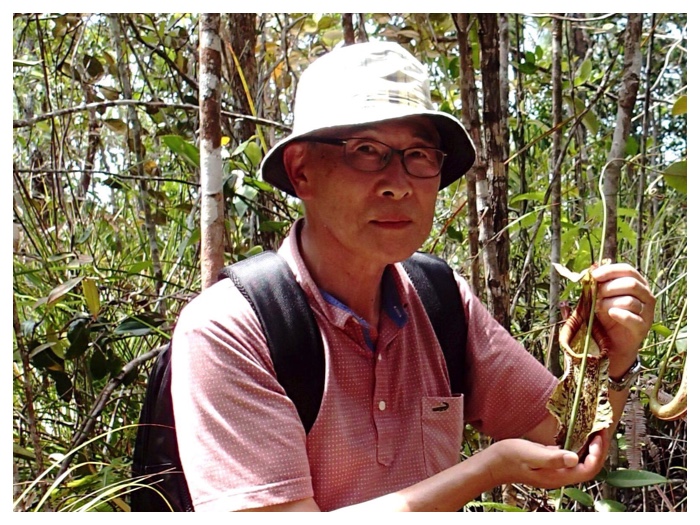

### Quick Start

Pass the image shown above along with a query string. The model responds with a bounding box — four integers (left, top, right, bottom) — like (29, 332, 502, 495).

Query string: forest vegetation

(12, 13, 687, 512)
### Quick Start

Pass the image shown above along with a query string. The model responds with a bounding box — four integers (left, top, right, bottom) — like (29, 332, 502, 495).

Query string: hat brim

(260, 112, 475, 197)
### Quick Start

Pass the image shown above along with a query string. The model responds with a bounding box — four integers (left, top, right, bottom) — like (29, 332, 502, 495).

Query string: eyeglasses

(299, 137, 446, 179)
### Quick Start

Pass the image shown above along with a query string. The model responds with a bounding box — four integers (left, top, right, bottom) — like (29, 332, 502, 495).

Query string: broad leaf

(47, 276, 84, 306)
(604, 469, 669, 488)
(114, 312, 164, 337)
(663, 161, 687, 194)
(83, 278, 100, 317)
(672, 95, 687, 116)
(90, 349, 109, 380)
(162, 135, 200, 168)
(564, 487, 593, 507)
(594, 499, 626, 512)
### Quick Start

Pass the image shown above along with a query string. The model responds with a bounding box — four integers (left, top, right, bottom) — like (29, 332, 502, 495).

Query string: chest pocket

(421, 395, 464, 476)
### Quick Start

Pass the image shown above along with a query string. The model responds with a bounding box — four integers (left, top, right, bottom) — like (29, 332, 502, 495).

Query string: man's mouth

(370, 218, 413, 229)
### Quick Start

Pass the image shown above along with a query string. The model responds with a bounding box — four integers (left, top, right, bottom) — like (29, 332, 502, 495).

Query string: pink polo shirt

(171, 220, 557, 511)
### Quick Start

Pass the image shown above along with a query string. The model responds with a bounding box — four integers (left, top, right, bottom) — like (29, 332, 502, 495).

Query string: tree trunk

(636, 14, 655, 268)
(477, 13, 510, 329)
(225, 13, 258, 143)
(547, 16, 564, 378)
(498, 14, 510, 159)
(342, 14, 356, 45)
(455, 13, 484, 300)
(603, 13, 643, 261)
(108, 14, 164, 309)
(199, 14, 225, 290)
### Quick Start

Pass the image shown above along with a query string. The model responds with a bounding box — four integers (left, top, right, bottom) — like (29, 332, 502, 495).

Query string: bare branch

(13, 99, 290, 131)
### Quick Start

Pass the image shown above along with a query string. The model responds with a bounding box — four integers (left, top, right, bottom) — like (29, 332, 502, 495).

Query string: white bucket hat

(260, 41, 476, 196)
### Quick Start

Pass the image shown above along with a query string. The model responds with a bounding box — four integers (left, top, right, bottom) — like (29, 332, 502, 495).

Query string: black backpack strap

(402, 252, 467, 395)
(219, 251, 325, 434)
(131, 343, 194, 512)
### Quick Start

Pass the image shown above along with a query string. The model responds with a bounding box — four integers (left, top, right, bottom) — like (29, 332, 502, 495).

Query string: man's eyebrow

(348, 125, 439, 145)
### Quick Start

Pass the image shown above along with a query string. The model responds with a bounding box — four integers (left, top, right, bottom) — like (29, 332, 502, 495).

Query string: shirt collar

(277, 219, 408, 330)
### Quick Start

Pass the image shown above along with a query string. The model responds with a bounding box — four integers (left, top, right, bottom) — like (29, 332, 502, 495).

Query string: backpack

(130, 251, 467, 511)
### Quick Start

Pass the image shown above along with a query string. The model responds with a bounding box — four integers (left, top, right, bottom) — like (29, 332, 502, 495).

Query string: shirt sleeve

(170, 279, 314, 511)
(455, 272, 558, 441)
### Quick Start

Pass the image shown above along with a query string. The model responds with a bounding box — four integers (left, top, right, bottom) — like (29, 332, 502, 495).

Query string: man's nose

(376, 152, 412, 198)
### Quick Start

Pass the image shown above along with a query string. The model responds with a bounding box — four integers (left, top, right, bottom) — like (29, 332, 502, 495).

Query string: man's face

(288, 116, 442, 267)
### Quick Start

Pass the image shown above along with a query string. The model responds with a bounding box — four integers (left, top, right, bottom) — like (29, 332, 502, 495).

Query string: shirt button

(377, 354, 383, 361)
(378, 401, 386, 411)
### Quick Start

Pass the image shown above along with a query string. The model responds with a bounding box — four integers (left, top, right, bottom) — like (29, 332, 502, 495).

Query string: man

(171, 41, 655, 512)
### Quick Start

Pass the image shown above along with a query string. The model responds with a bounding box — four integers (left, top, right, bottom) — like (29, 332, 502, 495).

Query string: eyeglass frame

(295, 136, 447, 179)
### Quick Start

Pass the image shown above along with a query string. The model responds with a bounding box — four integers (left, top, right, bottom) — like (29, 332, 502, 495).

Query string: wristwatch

(608, 356, 642, 391)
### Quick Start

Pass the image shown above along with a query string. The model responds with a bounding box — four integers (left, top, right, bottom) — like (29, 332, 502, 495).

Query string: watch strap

(608, 355, 642, 391)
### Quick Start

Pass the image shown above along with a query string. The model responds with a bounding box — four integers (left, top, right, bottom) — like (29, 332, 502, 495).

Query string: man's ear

(282, 142, 312, 199)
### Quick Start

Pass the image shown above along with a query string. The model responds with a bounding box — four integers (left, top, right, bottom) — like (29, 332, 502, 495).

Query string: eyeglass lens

(343, 138, 444, 178)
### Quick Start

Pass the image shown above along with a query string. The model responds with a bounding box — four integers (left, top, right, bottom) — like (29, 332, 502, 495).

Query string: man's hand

(486, 432, 609, 490)
(591, 263, 655, 377)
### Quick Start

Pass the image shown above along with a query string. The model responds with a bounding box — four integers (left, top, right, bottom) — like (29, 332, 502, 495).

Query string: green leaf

(239, 245, 264, 260)
(317, 15, 335, 30)
(447, 56, 460, 80)
(575, 58, 592, 86)
(13, 443, 35, 461)
(83, 54, 104, 80)
(83, 278, 100, 317)
(466, 501, 526, 512)
(321, 30, 343, 46)
(260, 221, 288, 233)
(114, 313, 164, 337)
(672, 95, 687, 116)
(14, 59, 43, 67)
(103, 118, 127, 134)
(90, 349, 109, 380)
(617, 218, 637, 249)
(594, 499, 627, 512)
(663, 161, 687, 194)
(243, 176, 274, 192)
(127, 261, 152, 275)
(604, 469, 669, 488)
(518, 62, 537, 75)
(625, 136, 639, 156)
(650, 322, 672, 338)
(29, 343, 65, 372)
(162, 135, 200, 169)
(564, 487, 593, 507)
(446, 225, 463, 243)
(243, 141, 262, 168)
(46, 276, 84, 306)
(49, 370, 73, 402)
(563, 95, 599, 134)
(98, 86, 121, 101)
(65, 319, 91, 360)
(510, 191, 545, 205)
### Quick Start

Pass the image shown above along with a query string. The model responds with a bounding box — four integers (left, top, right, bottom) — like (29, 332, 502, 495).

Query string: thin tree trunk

(225, 13, 258, 143)
(455, 13, 484, 300)
(13, 295, 45, 486)
(477, 13, 510, 329)
(603, 13, 643, 261)
(342, 14, 356, 45)
(547, 15, 564, 379)
(637, 14, 655, 267)
(199, 14, 225, 289)
(498, 14, 510, 159)
(108, 14, 164, 307)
